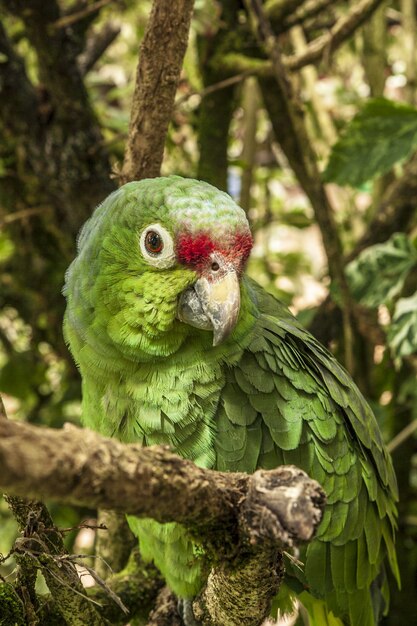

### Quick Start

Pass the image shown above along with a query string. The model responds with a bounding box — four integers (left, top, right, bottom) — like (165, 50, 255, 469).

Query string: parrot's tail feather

(298, 593, 343, 626)
(271, 587, 343, 626)
(127, 516, 204, 598)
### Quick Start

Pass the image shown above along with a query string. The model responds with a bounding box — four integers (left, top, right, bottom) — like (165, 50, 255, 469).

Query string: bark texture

(193, 547, 284, 626)
(120, 0, 195, 183)
(0, 418, 326, 626)
(0, 420, 325, 549)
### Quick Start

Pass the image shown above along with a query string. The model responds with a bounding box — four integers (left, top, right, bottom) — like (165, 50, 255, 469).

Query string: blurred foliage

(0, 0, 417, 623)
(346, 233, 417, 307)
(324, 98, 417, 187)
(389, 292, 417, 358)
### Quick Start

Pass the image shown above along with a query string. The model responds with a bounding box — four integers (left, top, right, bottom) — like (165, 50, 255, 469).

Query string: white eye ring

(139, 223, 176, 268)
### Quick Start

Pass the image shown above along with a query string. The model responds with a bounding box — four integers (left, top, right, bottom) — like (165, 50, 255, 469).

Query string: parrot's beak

(177, 256, 241, 346)
(194, 269, 240, 346)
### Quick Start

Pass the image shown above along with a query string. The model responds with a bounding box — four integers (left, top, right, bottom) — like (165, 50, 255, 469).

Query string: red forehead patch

(234, 232, 253, 265)
(176, 233, 215, 266)
(176, 231, 253, 270)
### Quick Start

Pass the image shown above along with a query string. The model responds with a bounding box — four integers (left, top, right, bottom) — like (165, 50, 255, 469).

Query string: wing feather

(215, 279, 399, 624)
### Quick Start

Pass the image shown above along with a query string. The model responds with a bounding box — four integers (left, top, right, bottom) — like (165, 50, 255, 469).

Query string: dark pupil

(145, 231, 163, 254)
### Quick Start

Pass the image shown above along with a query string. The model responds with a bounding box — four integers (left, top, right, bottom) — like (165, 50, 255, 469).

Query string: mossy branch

(219, 0, 387, 75)
(0, 419, 326, 626)
(0, 420, 325, 545)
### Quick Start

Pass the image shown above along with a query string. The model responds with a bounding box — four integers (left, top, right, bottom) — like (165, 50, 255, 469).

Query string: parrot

(63, 176, 399, 626)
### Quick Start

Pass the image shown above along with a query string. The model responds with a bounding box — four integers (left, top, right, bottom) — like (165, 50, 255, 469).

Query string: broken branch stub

(241, 466, 326, 548)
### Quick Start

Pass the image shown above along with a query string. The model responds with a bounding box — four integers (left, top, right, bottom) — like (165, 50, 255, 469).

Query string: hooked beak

(177, 256, 241, 346)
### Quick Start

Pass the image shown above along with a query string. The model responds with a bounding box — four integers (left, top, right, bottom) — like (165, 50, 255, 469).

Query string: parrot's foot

(177, 598, 201, 626)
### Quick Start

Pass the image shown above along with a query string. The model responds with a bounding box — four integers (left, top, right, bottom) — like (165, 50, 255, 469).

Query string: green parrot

(63, 176, 399, 626)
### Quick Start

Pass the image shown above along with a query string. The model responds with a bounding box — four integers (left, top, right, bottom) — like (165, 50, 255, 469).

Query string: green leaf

(345, 233, 417, 307)
(388, 292, 417, 358)
(323, 98, 417, 186)
(0, 352, 47, 401)
(0, 232, 15, 263)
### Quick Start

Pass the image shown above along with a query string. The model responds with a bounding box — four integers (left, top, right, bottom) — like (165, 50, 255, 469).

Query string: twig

(264, 0, 305, 21)
(78, 22, 121, 75)
(248, 0, 291, 87)
(87, 548, 164, 625)
(175, 71, 252, 108)
(387, 419, 417, 453)
(282, 0, 336, 29)
(266, 0, 338, 34)
(0, 207, 50, 228)
(58, 522, 108, 533)
(52, 0, 114, 30)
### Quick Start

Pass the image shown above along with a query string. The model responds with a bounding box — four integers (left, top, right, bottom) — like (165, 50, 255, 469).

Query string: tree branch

(52, 0, 114, 30)
(196, 0, 242, 191)
(193, 546, 284, 626)
(268, 0, 338, 33)
(78, 22, 121, 75)
(6, 497, 108, 626)
(0, 420, 325, 548)
(120, 0, 195, 183)
(285, 0, 387, 71)
(0, 418, 325, 626)
(1, 397, 107, 625)
(93, 510, 136, 580)
(221, 0, 387, 75)
(264, 0, 305, 21)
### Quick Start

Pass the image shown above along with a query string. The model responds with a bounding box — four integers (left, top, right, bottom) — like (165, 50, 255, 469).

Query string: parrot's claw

(177, 598, 201, 626)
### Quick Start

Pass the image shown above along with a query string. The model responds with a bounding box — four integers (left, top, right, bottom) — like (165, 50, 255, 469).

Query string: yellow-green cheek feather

(103, 269, 196, 357)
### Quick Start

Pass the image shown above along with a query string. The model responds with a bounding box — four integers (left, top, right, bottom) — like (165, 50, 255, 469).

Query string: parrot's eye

(139, 223, 175, 268)
(145, 231, 163, 255)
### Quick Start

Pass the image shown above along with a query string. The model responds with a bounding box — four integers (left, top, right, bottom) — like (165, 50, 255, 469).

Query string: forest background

(0, 0, 417, 624)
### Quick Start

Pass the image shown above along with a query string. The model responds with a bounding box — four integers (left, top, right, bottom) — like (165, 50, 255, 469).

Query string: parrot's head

(64, 176, 253, 359)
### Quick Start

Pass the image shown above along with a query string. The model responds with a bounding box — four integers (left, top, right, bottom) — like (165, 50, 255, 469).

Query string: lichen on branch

(0, 418, 326, 626)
